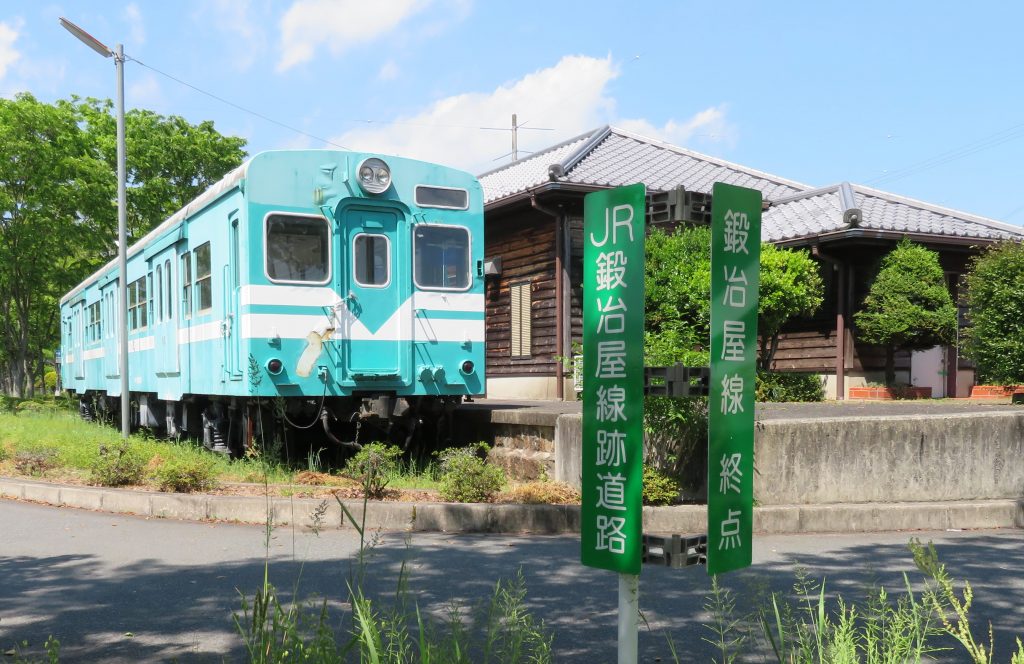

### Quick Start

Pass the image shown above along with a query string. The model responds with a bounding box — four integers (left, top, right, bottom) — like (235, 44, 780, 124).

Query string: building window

(181, 251, 192, 319)
(128, 276, 147, 331)
(510, 280, 531, 358)
(265, 214, 330, 283)
(414, 225, 470, 290)
(353, 233, 390, 287)
(195, 242, 212, 312)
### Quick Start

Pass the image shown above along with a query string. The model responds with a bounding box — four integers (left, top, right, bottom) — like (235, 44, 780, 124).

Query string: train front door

(340, 207, 404, 381)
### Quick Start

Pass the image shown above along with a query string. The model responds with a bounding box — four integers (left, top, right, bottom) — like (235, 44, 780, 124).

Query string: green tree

(67, 97, 248, 239)
(962, 241, 1024, 385)
(757, 244, 824, 371)
(853, 238, 957, 386)
(0, 93, 111, 397)
(643, 226, 824, 370)
(0, 94, 247, 396)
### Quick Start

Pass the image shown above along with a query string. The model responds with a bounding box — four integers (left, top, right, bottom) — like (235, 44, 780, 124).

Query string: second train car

(60, 150, 485, 454)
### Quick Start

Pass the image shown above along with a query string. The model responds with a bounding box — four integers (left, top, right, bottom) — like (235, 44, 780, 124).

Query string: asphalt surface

(2, 501, 1023, 663)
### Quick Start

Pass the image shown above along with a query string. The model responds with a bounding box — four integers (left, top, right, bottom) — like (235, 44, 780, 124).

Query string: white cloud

(276, 0, 430, 72)
(124, 4, 145, 46)
(331, 55, 618, 171)
(0, 20, 23, 80)
(617, 104, 738, 149)
(194, 0, 268, 71)
(328, 54, 737, 174)
(128, 72, 163, 108)
(378, 61, 399, 81)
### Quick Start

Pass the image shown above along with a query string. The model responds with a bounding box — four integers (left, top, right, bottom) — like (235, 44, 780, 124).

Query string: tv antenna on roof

(482, 114, 554, 161)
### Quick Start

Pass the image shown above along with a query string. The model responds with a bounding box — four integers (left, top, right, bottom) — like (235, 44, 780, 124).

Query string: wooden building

(478, 126, 1024, 400)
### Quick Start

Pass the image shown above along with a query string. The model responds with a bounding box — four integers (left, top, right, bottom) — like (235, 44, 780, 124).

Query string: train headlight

(357, 158, 391, 194)
(266, 358, 284, 375)
(460, 360, 475, 375)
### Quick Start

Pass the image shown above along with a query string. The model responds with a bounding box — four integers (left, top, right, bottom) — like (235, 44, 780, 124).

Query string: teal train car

(60, 150, 485, 454)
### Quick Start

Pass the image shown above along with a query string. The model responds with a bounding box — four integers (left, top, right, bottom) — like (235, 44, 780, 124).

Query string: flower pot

(848, 386, 933, 400)
(969, 385, 1024, 399)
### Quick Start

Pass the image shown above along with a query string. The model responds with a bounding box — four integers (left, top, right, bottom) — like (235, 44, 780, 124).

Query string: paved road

(2, 500, 1023, 662)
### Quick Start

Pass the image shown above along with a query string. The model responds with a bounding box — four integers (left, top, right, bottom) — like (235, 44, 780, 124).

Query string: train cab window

(181, 251, 192, 319)
(353, 234, 390, 287)
(195, 242, 212, 312)
(415, 185, 469, 210)
(265, 214, 330, 284)
(414, 225, 470, 290)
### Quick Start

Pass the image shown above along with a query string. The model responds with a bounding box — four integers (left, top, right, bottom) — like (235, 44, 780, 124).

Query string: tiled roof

(764, 183, 1024, 244)
(479, 125, 807, 206)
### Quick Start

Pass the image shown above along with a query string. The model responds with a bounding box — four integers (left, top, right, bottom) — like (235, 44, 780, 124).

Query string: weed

(150, 456, 217, 492)
(437, 443, 505, 503)
(343, 442, 403, 499)
(13, 449, 59, 477)
(500, 481, 580, 505)
(642, 463, 680, 506)
(89, 442, 146, 487)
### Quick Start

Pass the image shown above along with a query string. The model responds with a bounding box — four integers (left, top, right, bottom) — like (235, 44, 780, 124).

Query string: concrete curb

(2, 476, 1022, 535)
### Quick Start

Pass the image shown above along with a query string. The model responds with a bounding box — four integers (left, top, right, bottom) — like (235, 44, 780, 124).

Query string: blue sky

(3, 1, 1024, 223)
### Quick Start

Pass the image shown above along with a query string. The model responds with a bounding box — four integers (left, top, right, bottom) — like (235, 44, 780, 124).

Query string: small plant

(343, 442, 403, 499)
(755, 371, 825, 403)
(89, 442, 146, 487)
(437, 443, 506, 503)
(13, 449, 60, 477)
(150, 456, 217, 492)
(642, 463, 679, 506)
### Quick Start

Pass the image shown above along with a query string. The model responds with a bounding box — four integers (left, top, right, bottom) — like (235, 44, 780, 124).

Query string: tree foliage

(643, 226, 824, 370)
(962, 241, 1024, 385)
(853, 238, 956, 386)
(0, 94, 246, 396)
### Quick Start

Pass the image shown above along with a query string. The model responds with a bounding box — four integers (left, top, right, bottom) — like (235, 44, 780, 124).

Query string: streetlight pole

(60, 17, 131, 439)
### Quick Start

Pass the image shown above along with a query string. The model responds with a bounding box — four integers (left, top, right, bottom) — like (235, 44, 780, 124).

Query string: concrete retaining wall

(555, 411, 1024, 506)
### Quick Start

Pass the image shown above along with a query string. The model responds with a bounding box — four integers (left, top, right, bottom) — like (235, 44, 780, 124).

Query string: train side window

(413, 225, 470, 290)
(265, 214, 330, 284)
(128, 276, 147, 331)
(156, 265, 163, 324)
(353, 233, 390, 287)
(195, 242, 212, 312)
(164, 259, 172, 319)
(86, 301, 101, 343)
(181, 251, 192, 319)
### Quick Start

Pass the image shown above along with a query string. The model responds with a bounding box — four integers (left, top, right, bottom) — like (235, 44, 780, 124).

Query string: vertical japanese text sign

(707, 182, 761, 576)
(581, 183, 646, 574)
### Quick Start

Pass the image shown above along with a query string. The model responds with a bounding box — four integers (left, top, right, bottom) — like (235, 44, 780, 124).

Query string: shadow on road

(2, 513, 1023, 663)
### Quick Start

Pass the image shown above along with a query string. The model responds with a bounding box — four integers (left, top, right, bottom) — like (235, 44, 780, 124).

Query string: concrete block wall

(554, 411, 1024, 505)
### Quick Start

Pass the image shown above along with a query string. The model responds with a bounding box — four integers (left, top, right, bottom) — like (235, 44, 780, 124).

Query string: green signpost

(707, 182, 761, 575)
(582, 183, 646, 574)
(582, 184, 646, 664)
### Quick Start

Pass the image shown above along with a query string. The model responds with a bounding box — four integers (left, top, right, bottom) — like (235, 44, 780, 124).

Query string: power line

(128, 56, 351, 150)
(866, 121, 1024, 187)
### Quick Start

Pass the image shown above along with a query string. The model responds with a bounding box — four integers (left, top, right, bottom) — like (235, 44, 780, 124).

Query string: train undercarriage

(77, 391, 462, 461)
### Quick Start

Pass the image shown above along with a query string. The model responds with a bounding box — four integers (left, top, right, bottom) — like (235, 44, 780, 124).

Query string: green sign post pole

(582, 183, 646, 663)
(707, 182, 761, 576)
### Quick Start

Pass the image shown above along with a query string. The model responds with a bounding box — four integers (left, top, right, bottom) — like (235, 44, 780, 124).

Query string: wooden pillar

(835, 264, 846, 400)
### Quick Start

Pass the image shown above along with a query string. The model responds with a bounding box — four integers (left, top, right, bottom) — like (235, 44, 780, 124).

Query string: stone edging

(2, 476, 1021, 535)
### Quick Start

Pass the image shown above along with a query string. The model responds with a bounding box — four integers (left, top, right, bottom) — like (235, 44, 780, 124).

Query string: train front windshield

(414, 226, 470, 290)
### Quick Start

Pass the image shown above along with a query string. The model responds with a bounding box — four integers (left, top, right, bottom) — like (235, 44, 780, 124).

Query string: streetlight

(59, 17, 130, 439)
